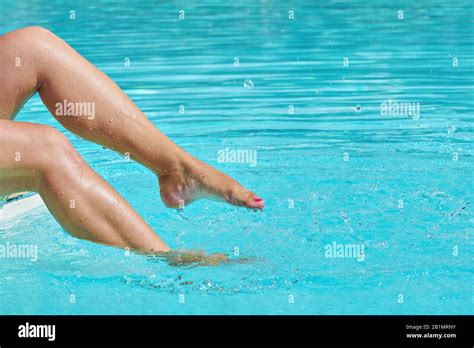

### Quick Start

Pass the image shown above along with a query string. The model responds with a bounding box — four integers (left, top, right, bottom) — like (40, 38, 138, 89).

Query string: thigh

(0, 28, 41, 120)
(0, 119, 51, 194)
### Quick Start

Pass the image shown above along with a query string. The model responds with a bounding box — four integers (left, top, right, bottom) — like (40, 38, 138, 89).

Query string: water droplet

(243, 79, 254, 88)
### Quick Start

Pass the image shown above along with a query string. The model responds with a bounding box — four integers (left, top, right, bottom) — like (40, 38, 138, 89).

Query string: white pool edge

(0, 193, 45, 220)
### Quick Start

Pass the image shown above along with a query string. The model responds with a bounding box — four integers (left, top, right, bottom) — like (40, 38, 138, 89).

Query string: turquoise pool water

(0, 0, 472, 314)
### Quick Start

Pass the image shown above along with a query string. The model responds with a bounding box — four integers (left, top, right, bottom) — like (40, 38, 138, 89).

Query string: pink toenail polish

(254, 198, 263, 202)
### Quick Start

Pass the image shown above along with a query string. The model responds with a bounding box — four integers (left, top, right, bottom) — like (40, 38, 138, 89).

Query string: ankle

(153, 150, 190, 177)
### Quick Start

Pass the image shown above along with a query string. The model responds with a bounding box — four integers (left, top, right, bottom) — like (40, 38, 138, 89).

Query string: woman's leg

(0, 26, 264, 210)
(0, 119, 170, 253)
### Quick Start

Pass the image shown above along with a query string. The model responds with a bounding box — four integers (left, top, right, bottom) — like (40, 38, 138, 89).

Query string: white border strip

(0, 194, 45, 220)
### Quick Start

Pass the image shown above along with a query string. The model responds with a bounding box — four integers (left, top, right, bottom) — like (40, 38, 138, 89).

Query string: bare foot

(149, 250, 256, 267)
(145, 250, 228, 266)
(157, 155, 264, 210)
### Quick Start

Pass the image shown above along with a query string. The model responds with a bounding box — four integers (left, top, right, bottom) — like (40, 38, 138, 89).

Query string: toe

(228, 185, 264, 210)
(245, 196, 265, 210)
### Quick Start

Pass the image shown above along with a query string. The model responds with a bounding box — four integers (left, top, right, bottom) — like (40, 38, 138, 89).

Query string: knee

(19, 26, 54, 37)
(37, 126, 82, 168)
(34, 127, 86, 189)
(9, 26, 59, 47)
(21, 26, 51, 35)
(41, 125, 68, 144)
